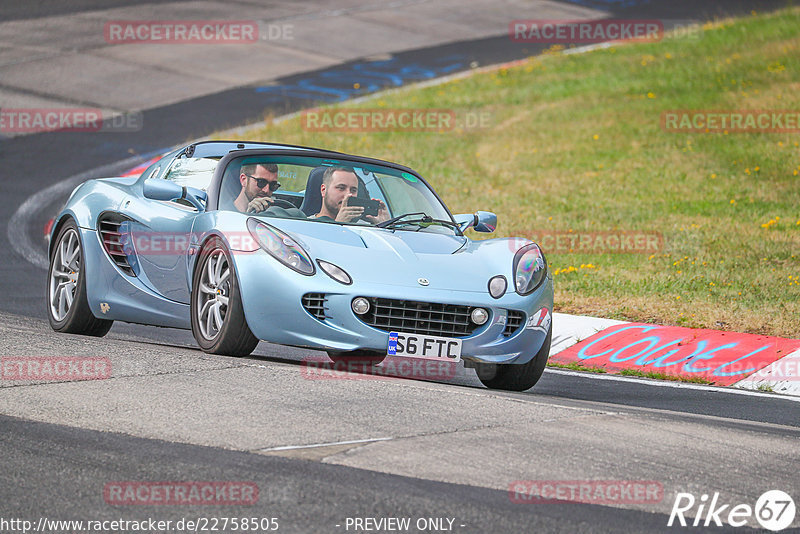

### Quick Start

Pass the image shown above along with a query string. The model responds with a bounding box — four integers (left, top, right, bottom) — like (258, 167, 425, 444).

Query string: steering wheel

(267, 198, 297, 210)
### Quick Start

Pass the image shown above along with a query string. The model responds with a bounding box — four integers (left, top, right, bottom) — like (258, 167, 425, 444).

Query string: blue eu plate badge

(387, 332, 399, 355)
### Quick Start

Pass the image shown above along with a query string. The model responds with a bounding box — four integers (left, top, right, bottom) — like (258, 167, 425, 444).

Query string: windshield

(163, 156, 220, 191)
(218, 155, 455, 233)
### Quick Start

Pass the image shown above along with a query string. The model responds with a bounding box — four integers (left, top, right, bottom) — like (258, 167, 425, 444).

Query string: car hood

(263, 218, 519, 292)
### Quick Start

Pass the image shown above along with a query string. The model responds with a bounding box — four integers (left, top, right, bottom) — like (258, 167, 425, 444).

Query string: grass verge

(618, 368, 712, 384)
(547, 361, 607, 373)
(226, 7, 800, 338)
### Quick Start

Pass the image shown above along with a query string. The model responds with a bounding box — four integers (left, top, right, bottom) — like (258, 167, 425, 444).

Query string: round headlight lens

(488, 275, 507, 299)
(317, 260, 352, 285)
(513, 244, 547, 295)
(470, 307, 489, 325)
(352, 297, 370, 315)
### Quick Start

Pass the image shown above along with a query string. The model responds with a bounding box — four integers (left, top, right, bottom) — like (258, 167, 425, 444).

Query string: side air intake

(98, 213, 135, 276)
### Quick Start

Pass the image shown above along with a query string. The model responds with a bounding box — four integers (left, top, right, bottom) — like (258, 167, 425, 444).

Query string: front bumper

(235, 250, 553, 365)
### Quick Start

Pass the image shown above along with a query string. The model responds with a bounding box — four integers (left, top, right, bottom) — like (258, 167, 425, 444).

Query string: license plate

(387, 332, 462, 362)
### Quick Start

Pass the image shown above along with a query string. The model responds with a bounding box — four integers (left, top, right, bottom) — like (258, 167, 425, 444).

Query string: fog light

(352, 297, 370, 315)
(488, 275, 507, 299)
(471, 307, 489, 325)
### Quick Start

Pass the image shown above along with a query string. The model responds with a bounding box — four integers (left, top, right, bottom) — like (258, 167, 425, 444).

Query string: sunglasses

(246, 174, 281, 191)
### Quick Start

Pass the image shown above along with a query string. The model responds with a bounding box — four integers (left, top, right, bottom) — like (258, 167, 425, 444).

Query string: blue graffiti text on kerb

(255, 56, 464, 103)
(576, 325, 768, 376)
(577, 325, 658, 360)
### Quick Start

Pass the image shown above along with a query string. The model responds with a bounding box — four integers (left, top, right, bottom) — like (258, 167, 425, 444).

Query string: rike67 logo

(668, 490, 796, 531)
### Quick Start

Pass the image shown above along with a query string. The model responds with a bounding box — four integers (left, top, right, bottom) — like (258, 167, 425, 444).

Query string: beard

(322, 194, 341, 217)
(246, 187, 270, 202)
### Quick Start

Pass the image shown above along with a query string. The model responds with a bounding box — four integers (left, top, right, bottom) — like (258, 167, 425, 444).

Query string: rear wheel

(191, 238, 259, 356)
(47, 219, 113, 336)
(475, 327, 552, 391)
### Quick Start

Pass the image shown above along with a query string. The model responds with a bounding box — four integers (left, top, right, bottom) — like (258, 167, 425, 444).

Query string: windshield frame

(206, 148, 457, 227)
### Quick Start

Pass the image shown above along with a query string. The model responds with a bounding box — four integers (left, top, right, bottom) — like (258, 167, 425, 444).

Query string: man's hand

(335, 197, 364, 222)
(364, 199, 389, 224)
(246, 196, 274, 213)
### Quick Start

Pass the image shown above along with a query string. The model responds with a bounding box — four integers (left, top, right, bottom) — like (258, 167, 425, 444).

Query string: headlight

(317, 259, 352, 285)
(513, 243, 547, 295)
(246, 218, 314, 275)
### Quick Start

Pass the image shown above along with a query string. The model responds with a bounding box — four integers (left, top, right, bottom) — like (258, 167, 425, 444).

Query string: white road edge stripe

(256, 437, 393, 452)
(546, 368, 800, 402)
(11, 37, 797, 395)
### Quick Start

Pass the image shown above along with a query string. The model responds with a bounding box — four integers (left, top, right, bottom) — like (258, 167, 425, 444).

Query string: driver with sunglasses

(233, 163, 282, 213)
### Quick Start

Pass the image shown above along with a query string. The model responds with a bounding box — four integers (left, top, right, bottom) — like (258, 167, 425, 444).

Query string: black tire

(191, 237, 259, 356)
(327, 350, 386, 366)
(47, 219, 113, 336)
(475, 327, 552, 391)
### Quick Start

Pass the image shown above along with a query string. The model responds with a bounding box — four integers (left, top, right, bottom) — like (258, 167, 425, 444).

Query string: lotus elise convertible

(47, 141, 553, 391)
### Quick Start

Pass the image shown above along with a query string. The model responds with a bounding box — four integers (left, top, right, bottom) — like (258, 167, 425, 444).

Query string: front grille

(504, 310, 525, 337)
(98, 215, 134, 276)
(358, 297, 480, 338)
(302, 293, 328, 320)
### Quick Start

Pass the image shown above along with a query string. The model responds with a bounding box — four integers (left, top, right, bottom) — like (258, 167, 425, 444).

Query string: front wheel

(47, 219, 113, 336)
(191, 238, 259, 356)
(474, 327, 552, 391)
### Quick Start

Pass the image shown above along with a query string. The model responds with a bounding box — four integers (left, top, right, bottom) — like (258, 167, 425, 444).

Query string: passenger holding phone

(313, 167, 389, 224)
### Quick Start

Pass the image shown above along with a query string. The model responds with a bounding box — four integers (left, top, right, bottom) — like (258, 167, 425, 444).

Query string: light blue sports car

(47, 141, 553, 391)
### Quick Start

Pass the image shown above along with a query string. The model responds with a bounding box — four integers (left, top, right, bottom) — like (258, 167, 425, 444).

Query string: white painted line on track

(545, 368, 800, 402)
(256, 437, 393, 452)
(12, 40, 798, 392)
(8, 153, 162, 270)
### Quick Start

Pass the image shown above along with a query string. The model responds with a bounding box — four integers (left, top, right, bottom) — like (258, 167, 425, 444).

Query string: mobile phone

(346, 197, 380, 217)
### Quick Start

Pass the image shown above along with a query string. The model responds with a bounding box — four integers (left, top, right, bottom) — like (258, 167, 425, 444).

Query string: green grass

(618, 368, 712, 384)
(547, 361, 608, 373)
(226, 7, 800, 338)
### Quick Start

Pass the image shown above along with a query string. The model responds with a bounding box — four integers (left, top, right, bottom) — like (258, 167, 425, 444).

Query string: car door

(124, 155, 216, 304)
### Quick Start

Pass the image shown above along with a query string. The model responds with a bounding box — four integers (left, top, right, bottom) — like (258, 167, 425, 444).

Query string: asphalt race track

(1, 1, 799, 533)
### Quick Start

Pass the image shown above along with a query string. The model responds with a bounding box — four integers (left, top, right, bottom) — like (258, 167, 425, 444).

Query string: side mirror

(143, 180, 206, 211)
(455, 211, 497, 233)
(474, 211, 497, 233)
